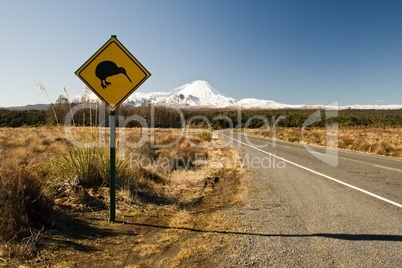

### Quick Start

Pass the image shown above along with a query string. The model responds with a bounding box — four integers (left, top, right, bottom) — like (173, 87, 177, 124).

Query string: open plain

(0, 126, 401, 267)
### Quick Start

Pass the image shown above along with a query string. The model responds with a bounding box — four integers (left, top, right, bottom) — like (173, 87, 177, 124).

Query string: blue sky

(1, 0, 402, 107)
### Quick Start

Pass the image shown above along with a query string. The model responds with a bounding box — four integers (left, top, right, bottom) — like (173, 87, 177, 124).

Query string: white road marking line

(223, 133, 402, 209)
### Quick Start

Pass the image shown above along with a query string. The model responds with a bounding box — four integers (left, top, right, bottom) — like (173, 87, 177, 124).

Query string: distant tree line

(0, 101, 183, 128)
(336, 109, 402, 127)
(181, 108, 402, 128)
(0, 109, 46, 127)
(1, 101, 401, 128)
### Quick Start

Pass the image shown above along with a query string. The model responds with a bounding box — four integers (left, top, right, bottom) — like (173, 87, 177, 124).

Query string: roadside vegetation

(0, 127, 243, 266)
(0, 105, 401, 265)
(243, 127, 402, 158)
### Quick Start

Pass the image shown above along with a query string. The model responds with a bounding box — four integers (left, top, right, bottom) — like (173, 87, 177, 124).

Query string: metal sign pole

(109, 109, 116, 222)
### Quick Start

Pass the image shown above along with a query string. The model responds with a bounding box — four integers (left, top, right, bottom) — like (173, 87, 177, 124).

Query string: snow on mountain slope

(71, 80, 402, 110)
(126, 91, 171, 106)
(158, 80, 237, 107)
(340, 104, 402, 110)
(237, 98, 302, 109)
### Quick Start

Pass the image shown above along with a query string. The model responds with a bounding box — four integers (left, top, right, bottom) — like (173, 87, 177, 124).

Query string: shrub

(55, 143, 134, 189)
(57, 145, 105, 188)
(0, 164, 52, 256)
(136, 141, 158, 161)
(199, 131, 212, 142)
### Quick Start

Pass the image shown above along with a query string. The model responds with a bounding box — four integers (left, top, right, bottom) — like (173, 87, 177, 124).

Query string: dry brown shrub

(0, 163, 53, 258)
(153, 129, 184, 146)
(245, 127, 402, 158)
(155, 137, 208, 170)
(122, 128, 238, 208)
(338, 127, 402, 157)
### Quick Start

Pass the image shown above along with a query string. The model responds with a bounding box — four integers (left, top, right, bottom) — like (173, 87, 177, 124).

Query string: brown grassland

(0, 125, 401, 267)
(244, 126, 402, 158)
(0, 127, 246, 267)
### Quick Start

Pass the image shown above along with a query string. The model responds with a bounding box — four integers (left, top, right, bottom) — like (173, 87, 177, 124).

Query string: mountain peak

(175, 80, 220, 96)
(161, 80, 237, 107)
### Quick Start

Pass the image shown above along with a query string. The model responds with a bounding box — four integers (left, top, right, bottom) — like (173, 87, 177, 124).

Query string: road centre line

(308, 151, 402, 173)
(223, 133, 402, 209)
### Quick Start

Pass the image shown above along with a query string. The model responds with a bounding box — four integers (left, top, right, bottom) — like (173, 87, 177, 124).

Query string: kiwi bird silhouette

(95, 61, 132, 89)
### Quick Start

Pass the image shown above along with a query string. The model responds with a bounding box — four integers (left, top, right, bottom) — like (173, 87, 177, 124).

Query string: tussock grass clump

(55, 144, 133, 189)
(58, 145, 106, 188)
(0, 164, 53, 257)
(199, 131, 212, 142)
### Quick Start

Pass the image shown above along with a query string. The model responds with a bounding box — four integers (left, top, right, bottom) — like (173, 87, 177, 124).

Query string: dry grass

(245, 127, 402, 158)
(0, 163, 53, 259)
(2, 123, 399, 266)
(0, 126, 244, 265)
(338, 127, 402, 157)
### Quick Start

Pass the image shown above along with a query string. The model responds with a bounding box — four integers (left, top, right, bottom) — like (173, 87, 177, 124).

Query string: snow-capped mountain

(69, 80, 402, 110)
(158, 80, 238, 107)
(237, 98, 301, 109)
(4, 80, 401, 110)
(155, 81, 296, 108)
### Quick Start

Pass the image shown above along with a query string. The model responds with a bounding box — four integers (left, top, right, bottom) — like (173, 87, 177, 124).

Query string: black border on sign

(75, 36, 151, 111)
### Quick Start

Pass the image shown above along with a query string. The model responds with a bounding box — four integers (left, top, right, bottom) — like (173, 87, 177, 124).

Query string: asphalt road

(219, 131, 402, 267)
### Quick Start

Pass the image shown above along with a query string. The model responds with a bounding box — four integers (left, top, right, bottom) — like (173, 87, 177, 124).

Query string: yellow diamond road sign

(75, 36, 151, 110)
